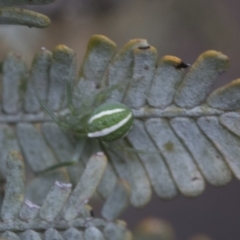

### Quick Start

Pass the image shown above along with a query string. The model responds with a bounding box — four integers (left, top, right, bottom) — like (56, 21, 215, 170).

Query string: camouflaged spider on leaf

(38, 82, 134, 142)
(35, 80, 136, 172)
(35, 42, 190, 173)
(3, 34, 239, 208)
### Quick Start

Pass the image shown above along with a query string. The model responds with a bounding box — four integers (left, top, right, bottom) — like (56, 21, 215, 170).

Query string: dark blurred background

(1, 0, 240, 239)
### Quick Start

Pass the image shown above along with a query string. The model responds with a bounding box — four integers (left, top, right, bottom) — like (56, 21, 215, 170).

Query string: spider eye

(87, 102, 134, 142)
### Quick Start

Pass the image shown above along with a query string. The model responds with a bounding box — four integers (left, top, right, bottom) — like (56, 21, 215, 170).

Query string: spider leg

(92, 83, 123, 108)
(38, 98, 70, 129)
(102, 139, 162, 155)
(31, 83, 69, 129)
(36, 138, 87, 174)
(35, 161, 77, 175)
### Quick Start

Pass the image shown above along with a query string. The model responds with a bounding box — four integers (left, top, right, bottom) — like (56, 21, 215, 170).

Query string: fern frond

(0, 0, 54, 28)
(0, 35, 239, 210)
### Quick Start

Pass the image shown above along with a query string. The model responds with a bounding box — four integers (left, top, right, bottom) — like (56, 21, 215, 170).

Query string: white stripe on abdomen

(88, 113, 132, 138)
(88, 108, 125, 124)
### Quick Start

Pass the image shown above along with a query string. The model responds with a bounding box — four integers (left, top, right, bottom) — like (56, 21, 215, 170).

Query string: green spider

(39, 81, 133, 141)
(37, 57, 191, 173)
(36, 81, 137, 172)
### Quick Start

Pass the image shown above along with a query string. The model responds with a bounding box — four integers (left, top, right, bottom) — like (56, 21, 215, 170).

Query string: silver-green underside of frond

(0, 151, 132, 239)
(0, 35, 239, 209)
(0, 0, 54, 28)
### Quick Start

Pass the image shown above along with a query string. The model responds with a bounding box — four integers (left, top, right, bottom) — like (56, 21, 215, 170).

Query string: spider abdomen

(87, 102, 134, 142)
